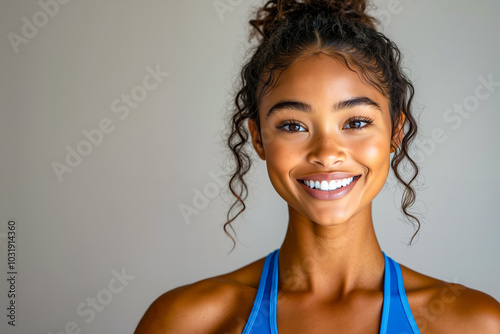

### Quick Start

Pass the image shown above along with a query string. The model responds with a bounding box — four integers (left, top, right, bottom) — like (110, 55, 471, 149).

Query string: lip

(297, 172, 360, 182)
(297, 175, 361, 200)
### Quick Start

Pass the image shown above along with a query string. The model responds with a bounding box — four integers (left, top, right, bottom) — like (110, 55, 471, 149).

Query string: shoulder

(134, 255, 267, 334)
(399, 263, 500, 333)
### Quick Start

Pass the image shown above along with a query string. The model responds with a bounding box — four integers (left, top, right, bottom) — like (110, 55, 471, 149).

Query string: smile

(297, 175, 361, 200)
(300, 177, 356, 191)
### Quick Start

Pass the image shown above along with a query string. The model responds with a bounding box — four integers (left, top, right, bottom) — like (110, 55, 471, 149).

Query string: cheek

(352, 134, 391, 168)
(265, 138, 297, 172)
(263, 137, 305, 195)
(365, 143, 386, 162)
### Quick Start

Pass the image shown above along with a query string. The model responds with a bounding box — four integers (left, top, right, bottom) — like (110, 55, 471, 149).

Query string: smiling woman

(135, 1, 500, 333)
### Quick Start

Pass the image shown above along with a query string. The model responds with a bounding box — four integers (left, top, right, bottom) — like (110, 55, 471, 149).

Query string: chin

(296, 205, 359, 226)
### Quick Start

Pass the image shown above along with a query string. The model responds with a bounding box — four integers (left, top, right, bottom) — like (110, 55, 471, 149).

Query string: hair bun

(249, 0, 377, 41)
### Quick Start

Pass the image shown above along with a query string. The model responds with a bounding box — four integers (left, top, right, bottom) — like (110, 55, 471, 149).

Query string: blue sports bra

(242, 249, 421, 334)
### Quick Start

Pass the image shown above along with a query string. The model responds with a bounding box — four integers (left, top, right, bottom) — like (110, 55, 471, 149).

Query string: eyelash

(344, 116, 374, 130)
(275, 118, 305, 132)
(275, 116, 374, 132)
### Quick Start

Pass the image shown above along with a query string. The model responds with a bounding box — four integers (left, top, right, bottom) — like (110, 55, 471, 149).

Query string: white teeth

(302, 177, 355, 191)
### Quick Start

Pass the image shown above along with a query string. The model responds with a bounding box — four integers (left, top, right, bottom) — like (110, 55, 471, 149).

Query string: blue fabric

(242, 249, 421, 334)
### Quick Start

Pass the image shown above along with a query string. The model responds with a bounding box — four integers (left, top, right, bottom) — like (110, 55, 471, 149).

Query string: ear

(248, 118, 266, 160)
(390, 113, 405, 153)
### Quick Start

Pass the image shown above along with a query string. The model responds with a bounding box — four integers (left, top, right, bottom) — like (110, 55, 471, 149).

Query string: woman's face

(249, 54, 399, 226)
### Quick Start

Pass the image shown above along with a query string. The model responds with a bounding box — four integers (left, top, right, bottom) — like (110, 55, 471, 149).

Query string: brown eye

(347, 120, 365, 128)
(288, 124, 302, 131)
(276, 121, 306, 132)
(343, 117, 373, 130)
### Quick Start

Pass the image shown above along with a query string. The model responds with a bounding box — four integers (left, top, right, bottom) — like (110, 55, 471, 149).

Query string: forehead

(259, 54, 389, 114)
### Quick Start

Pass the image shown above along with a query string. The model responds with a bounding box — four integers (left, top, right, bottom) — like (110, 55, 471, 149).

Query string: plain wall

(1, 0, 499, 333)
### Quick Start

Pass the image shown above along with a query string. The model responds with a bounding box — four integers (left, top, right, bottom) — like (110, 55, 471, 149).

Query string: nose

(307, 132, 346, 168)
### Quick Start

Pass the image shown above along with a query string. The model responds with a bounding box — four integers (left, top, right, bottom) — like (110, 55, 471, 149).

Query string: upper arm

(429, 283, 500, 333)
(135, 286, 219, 334)
(134, 280, 248, 334)
(461, 287, 500, 333)
(135, 291, 172, 334)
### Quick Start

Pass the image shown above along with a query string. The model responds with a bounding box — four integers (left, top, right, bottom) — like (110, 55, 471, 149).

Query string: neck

(278, 204, 385, 299)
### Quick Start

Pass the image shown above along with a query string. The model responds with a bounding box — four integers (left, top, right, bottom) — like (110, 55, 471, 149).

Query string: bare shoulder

(399, 263, 500, 333)
(134, 255, 267, 334)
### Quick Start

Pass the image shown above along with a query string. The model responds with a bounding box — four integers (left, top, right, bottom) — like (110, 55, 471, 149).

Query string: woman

(136, 1, 500, 333)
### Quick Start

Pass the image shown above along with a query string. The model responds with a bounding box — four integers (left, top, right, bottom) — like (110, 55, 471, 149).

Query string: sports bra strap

(242, 249, 421, 334)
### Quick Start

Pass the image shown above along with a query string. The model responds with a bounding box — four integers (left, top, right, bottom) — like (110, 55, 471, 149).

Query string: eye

(276, 120, 307, 133)
(343, 117, 373, 130)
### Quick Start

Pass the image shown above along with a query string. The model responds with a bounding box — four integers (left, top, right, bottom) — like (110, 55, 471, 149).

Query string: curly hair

(224, 0, 420, 251)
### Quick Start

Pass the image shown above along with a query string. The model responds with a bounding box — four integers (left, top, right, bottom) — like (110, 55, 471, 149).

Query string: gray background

(1, 0, 499, 333)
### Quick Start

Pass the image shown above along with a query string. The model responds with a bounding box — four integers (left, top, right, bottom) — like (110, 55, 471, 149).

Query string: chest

(274, 293, 384, 334)
(224, 291, 386, 334)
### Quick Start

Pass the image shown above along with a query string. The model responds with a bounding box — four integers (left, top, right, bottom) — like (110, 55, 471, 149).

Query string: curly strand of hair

(391, 75, 421, 245)
(224, 88, 253, 252)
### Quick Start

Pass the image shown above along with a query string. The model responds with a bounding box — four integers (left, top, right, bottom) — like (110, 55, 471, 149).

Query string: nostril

(307, 146, 346, 167)
(310, 157, 345, 168)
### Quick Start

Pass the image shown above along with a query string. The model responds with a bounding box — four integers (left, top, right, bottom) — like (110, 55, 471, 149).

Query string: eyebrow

(266, 96, 382, 118)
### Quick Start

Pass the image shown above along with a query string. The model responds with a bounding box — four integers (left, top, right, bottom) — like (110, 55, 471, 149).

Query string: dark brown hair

(224, 0, 420, 250)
